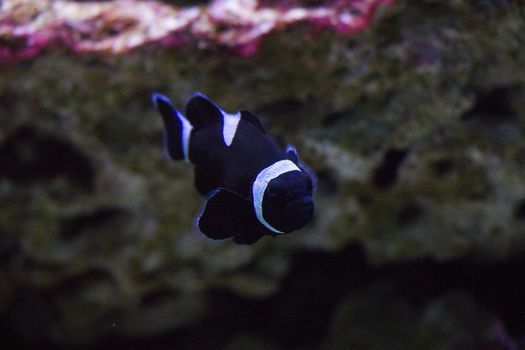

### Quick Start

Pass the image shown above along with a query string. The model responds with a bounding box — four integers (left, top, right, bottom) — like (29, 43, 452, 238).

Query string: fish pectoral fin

(240, 110, 266, 133)
(185, 92, 223, 130)
(197, 188, 248, 240)
(233, 229, 264, 245)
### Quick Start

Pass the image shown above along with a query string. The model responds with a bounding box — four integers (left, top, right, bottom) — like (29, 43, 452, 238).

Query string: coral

(0, 0, 393, 63)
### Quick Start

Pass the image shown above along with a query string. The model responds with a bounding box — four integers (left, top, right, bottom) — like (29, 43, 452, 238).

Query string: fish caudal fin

(151, 92, 193, 162)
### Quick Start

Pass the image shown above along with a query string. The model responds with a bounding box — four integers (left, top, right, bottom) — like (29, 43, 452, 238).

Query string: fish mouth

(285, 196, 314, 227)
(292, 195, 314, 209)
(271, 196, 314, 233)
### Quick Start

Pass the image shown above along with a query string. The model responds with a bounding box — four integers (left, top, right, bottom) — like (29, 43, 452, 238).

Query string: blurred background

(1, 0, 525, 349)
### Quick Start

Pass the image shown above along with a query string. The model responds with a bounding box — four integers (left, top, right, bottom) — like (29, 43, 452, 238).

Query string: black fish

(151, 92, 315, 244)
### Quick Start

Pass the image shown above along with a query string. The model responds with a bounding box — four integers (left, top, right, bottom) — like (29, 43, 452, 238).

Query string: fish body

(152, 92, 314, 244)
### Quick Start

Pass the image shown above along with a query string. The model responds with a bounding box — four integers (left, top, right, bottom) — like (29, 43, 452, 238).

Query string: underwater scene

(1, 0, 525, 349)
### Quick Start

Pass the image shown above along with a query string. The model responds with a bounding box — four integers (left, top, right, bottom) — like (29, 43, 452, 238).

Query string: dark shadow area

(0, 125, 95, 192)
(4, 244, 525, 349)
(321, 110, 354, 127)
(396, 199, 424, 226)
(372, 148, 408, 189)
(462, 86, 517, 124)
(431, 157, 455, 178)
(513, 198, 525, 221)
(60, 207, 126, 239)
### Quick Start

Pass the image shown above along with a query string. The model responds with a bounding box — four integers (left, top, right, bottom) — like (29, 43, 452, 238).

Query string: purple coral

(0, 0, 393, 64)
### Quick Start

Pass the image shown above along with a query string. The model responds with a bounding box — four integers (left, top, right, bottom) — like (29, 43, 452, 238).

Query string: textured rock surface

(1, 0, 525, 348)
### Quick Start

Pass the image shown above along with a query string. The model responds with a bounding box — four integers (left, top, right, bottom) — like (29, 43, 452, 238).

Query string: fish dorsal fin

(284, 144, 299, 164)
(285, 144, 317, 192)
(240, 110, 266, 133)
(185, 92, 223, 130)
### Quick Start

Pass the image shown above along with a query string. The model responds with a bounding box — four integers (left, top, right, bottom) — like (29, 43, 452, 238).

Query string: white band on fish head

(252, 159, 301, 235)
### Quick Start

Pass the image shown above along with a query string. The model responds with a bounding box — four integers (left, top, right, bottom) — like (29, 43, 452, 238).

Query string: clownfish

(151, 92, 315, 244)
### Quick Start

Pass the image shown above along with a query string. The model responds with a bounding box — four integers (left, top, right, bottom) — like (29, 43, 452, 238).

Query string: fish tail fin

(151, 92, 194, 162)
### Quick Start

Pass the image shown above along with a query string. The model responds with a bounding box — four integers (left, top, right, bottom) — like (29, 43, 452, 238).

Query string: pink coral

(0, 0, 393, 64)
